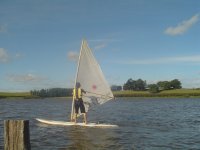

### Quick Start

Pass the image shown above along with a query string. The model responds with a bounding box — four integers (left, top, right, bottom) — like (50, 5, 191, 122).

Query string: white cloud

(4, 73, 68, 91)
(0, 48, 9, 63)
(116, 55, 200, 65)
(15, 53, 23, 58)
(89, 38, 120, 50)
(7, 73, 45, 83)
(94, 43, 106, 50)
(0, 48, 23, 63)
(165, 14, 199, 36)
(67, 51, 79, 62)
(89, 38, 119, 42)
(0, 24, 7, 33)
(181, 77, 200, 88)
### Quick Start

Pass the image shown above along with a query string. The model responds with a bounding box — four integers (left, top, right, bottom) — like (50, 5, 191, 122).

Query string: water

(1, 97, 200, 149)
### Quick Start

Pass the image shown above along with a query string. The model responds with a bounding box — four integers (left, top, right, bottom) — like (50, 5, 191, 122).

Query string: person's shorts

(75, 99, 86, 113)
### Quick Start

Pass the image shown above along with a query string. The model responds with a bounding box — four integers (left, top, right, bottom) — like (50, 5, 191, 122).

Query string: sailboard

(36, 118, 118, 128)
(36, 39, 117, 127)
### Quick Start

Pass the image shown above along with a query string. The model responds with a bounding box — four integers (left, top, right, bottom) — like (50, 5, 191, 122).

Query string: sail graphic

(71, 40, 114, 120)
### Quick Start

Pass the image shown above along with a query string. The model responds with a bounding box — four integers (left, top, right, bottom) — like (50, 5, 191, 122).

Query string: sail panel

(76, 40, 114, 112)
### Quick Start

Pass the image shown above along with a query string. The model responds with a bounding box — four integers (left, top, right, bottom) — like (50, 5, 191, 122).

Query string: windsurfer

(73, 82, 87, 124)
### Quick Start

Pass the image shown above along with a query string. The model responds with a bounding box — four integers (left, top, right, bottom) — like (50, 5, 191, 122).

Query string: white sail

(71, 40, 114, 119)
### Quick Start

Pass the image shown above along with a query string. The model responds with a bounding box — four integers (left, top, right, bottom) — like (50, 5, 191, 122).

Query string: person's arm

(82, 89, 86, 94)
(72, 89, 75, 98)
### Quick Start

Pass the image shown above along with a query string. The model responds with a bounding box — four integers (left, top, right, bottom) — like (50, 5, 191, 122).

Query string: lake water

(1, 97, 200, 150)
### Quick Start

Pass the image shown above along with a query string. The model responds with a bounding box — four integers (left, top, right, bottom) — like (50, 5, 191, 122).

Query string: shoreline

(113, 89, 200, 98)
(1, 89, 200, 99)
(1, 95, 200, 99)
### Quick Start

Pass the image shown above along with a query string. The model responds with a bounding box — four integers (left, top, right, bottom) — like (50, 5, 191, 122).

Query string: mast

(70, 40, 84, 121)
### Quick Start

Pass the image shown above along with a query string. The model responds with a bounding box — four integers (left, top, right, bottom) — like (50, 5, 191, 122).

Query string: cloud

(164, 14, 199, 36)
(5, 73, 68, 91)
(7, 73, 46, 83)
(0, 48, 9, 63)
(0, 48, 23, 63)
(15, 53, 22, 58)
(89, 38, 120, 50)
(115, 55, 200, 65)
(181, 77, 200, 88)
(89, 38, 119, 42)
(67, 51, 79, 62)
(0, 24, 7, 33)
(94, 43, 106, 50)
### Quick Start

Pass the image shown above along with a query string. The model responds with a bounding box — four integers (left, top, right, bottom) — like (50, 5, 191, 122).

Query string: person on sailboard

(73, 82, 87, 124)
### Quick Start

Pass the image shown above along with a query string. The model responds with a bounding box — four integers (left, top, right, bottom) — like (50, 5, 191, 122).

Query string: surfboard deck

(36, 118, 118, 128)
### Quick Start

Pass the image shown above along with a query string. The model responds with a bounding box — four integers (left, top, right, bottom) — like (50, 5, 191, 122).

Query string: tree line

(30, 79, 182, 97)
(148, 79, 182, 93)
(30, 88, 73, 97)
(123, 78, 182, 93)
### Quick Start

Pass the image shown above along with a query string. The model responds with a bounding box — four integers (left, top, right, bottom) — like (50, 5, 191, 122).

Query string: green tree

(124, 78, 146, 91)
(135, 79, 146, 91)
(170, 79, 182, 89)
(123, 78, 135, 90)
(157, 81, 171, 90)
(148, 84, 159, 93)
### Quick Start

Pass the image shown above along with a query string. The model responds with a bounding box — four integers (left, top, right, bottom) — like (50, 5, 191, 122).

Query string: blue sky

(0, 0, 200, 91)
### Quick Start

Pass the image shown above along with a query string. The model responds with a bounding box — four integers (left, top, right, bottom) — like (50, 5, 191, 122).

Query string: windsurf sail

(71, 39, 114, 120)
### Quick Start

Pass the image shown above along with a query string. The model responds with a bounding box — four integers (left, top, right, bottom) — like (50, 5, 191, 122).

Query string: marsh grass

(113, 89, 200, 97)
(0, 92, 32, 98)
(1, 89, 200, 98)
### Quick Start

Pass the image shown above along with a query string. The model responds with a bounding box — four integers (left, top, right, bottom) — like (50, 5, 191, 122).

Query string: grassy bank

(1, 89, 200, 99)
(113, 89, 200, 98)
(0, 92, 34, 99)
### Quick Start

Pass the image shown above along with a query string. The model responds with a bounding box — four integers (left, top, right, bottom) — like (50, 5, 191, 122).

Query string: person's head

(76, 82, 81, 88)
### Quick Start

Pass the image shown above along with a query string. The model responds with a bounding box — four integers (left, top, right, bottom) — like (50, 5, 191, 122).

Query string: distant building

(111, 85, 123, 91)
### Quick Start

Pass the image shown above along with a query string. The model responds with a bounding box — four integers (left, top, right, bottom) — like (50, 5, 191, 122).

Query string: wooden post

(4, 120, 31, 150)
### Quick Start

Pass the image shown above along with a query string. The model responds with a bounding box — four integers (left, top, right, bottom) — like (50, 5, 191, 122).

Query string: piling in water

(4, 120, 31, 150)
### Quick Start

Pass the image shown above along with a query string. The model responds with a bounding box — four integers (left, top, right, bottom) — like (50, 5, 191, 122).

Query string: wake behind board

(36, 118, 118, 128)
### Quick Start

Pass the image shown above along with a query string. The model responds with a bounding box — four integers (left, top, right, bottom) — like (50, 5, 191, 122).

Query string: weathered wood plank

(4, 120, 31, 150)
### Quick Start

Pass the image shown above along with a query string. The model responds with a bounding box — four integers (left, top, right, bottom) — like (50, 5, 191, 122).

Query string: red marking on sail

(92, 85, 97, 90)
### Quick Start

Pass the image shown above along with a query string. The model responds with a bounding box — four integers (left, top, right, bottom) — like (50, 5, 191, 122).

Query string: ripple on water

(1, 98, 200, 149)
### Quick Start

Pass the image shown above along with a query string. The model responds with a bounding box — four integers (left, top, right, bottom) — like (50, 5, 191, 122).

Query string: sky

(0, 0, 200, 92)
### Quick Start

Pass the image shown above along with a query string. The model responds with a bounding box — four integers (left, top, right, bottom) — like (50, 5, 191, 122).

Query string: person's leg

(83, 113, 87, 124)
(79, 99, 87, 124)
(74, 113, 77, 123)
(74, 100, 79, 123)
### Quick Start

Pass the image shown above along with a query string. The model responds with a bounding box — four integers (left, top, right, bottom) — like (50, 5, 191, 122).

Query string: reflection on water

(66, 127, 119, 150)
(1, 97, 200, 149)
